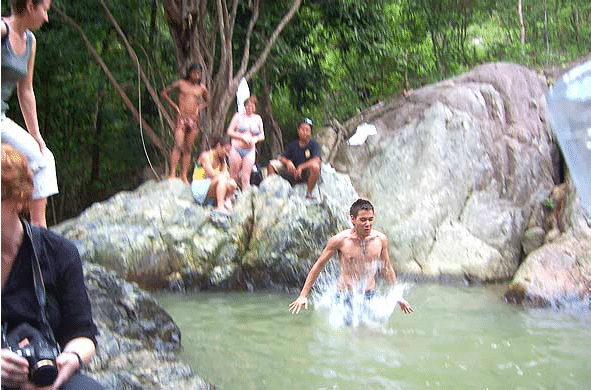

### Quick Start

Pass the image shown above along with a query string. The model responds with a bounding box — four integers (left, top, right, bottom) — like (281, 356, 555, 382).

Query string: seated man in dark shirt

(267, 118, 321, 199)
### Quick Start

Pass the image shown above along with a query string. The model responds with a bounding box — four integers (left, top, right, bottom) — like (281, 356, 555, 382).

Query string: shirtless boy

(161, 63, 209, 184)
(289, 199, 414, 316)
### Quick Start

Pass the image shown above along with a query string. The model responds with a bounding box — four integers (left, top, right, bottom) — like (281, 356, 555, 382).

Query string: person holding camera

(1, 144, 103, 390)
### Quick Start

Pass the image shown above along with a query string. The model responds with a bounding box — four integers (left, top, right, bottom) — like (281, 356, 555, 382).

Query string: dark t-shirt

(1, 222, 98, 348)
(282, 139, 321, 168)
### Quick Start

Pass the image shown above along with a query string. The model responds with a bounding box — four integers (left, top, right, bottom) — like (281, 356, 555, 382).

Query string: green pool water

(155, 283, 591, 389)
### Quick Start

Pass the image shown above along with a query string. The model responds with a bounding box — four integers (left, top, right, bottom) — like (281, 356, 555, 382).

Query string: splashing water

(312, 277, 413, 329)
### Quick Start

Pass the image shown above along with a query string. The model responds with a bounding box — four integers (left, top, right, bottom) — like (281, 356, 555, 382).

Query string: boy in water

(161, 63, 209, 184)
(289, 199, 414, 320)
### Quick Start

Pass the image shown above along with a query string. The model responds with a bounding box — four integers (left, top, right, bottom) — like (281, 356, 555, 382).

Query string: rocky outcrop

(81, 263, 213, 389)
(504, 236, 591, 308)
(53, 164, 358, 292)
(51, 162, 358, 387)
(504, 177, 591, 307)
(326, 62, 563, 282)
(317, 61, 591, 307)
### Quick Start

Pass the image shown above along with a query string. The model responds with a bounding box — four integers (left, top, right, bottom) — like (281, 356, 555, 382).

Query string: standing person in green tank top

(1, 0, 57, 228)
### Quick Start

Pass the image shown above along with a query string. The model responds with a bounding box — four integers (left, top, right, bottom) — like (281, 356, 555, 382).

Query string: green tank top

(1, 21, 33, 114)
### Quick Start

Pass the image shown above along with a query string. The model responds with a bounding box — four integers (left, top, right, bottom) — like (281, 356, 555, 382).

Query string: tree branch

(243, 0, 301, 81)
(54, 6, 165, 152)
(98, 0, 174, 132)
(238, 0, 260, 76)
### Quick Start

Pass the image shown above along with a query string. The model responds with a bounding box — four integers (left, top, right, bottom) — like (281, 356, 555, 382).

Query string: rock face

(504, 177, 591, 307)
(52, 164, 358, 388)
(331, 62, 561, 282)
(53, 165, 358, 292)
(82, 263, 213, 389)
(504, 237, 591, 308)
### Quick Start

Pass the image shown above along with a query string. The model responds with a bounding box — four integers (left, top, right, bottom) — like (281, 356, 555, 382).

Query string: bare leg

(267, 163, 277, 175)
(169, 147, 181, 179)
(180, 125, 199, 185)
(205, 175, 232, 214)
(224, 178, 238, 209)
(306, 162, 321, 197)
(29, 198, 48, 228)
(228, 147, 242, 185)
(206, 175, 222, 206)
(169, 119, 186, 179)
(215, 175, 229, 211)
(240, 151, 256, 190)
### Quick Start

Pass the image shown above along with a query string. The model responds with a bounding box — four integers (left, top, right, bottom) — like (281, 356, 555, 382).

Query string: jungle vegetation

(2, 0, 589, 224)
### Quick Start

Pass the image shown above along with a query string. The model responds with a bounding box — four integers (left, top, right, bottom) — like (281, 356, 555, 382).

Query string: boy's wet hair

(350, 198, 374, 217)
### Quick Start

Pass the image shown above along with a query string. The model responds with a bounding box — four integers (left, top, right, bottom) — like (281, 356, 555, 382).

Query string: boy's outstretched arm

(289, 238, 338, 314)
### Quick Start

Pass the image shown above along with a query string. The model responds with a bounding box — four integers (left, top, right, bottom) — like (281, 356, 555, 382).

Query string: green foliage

(4, 0, 589, 223)
(28, 0, 177, 221)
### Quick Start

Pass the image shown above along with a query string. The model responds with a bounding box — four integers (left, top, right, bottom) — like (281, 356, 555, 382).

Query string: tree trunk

(162, 0, 302, 141)
(259, 61, 283, 158)
(54, 6, 166, 153)
(544, 0, 549, 53)
(518, 0, 526, 44)
(90, 89, 106, 184)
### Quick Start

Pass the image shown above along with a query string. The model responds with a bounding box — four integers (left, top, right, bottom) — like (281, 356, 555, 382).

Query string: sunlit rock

(52, 164, 358, 291)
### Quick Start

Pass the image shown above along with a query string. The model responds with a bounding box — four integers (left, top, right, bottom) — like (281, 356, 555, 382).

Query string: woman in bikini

(191, 135, 237, 215)
(226, 95, 265, 190)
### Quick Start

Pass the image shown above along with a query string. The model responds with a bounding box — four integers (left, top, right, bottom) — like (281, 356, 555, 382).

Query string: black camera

(3, 323, 60, 387)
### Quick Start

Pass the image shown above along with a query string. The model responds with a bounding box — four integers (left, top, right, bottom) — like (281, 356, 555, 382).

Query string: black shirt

(1, 222, 98, 348)
(282, 139, 322, 168)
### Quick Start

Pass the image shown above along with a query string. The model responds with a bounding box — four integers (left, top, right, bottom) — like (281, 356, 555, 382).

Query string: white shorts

(191, 178, 212, 205)
(1, 114, 59, 199)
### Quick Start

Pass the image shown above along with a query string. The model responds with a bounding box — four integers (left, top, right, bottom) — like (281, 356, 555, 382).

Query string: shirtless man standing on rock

(161, 63, 209, 184)
(289, 199, 414, 319)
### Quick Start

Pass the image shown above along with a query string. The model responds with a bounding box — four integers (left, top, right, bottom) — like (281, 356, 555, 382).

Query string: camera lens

(29, 359, 58, 387)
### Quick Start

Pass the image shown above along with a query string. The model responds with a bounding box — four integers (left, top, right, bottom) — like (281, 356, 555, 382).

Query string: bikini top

(236, 115, 261, 136)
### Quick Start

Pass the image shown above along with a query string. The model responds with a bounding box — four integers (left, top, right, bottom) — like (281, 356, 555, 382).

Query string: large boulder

(82, 263, 213, 389)
(52, 165, 357, 291)
(51, 164, 357, 387)
(504, 177, 591, 307)
(504, 236, 591, 308)
(330, 62, 560, 282)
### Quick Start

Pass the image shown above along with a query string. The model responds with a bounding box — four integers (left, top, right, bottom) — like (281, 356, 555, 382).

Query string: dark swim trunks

(336, 290, 376, 325)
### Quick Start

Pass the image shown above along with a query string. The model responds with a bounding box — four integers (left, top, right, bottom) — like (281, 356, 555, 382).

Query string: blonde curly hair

(1, 144, 34, 210)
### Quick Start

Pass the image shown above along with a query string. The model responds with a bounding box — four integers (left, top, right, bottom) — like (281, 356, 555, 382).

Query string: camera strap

(22, 219, 60, 352)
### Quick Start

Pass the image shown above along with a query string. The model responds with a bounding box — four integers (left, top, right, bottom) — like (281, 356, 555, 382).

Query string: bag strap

(22, 219, 60, 350)
(1, 19, 8, 44)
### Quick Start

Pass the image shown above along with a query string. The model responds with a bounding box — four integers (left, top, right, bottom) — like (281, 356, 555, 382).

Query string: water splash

(311, 276, 413, 328)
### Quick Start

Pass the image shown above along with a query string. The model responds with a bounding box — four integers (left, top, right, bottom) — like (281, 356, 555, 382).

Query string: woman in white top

(226, 96, 264, 190)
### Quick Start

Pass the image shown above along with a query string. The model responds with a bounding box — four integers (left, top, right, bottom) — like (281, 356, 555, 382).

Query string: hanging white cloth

(236, 78, 250, 113)
(547, 60, 591, 213)
(347, 123, 377, 145)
